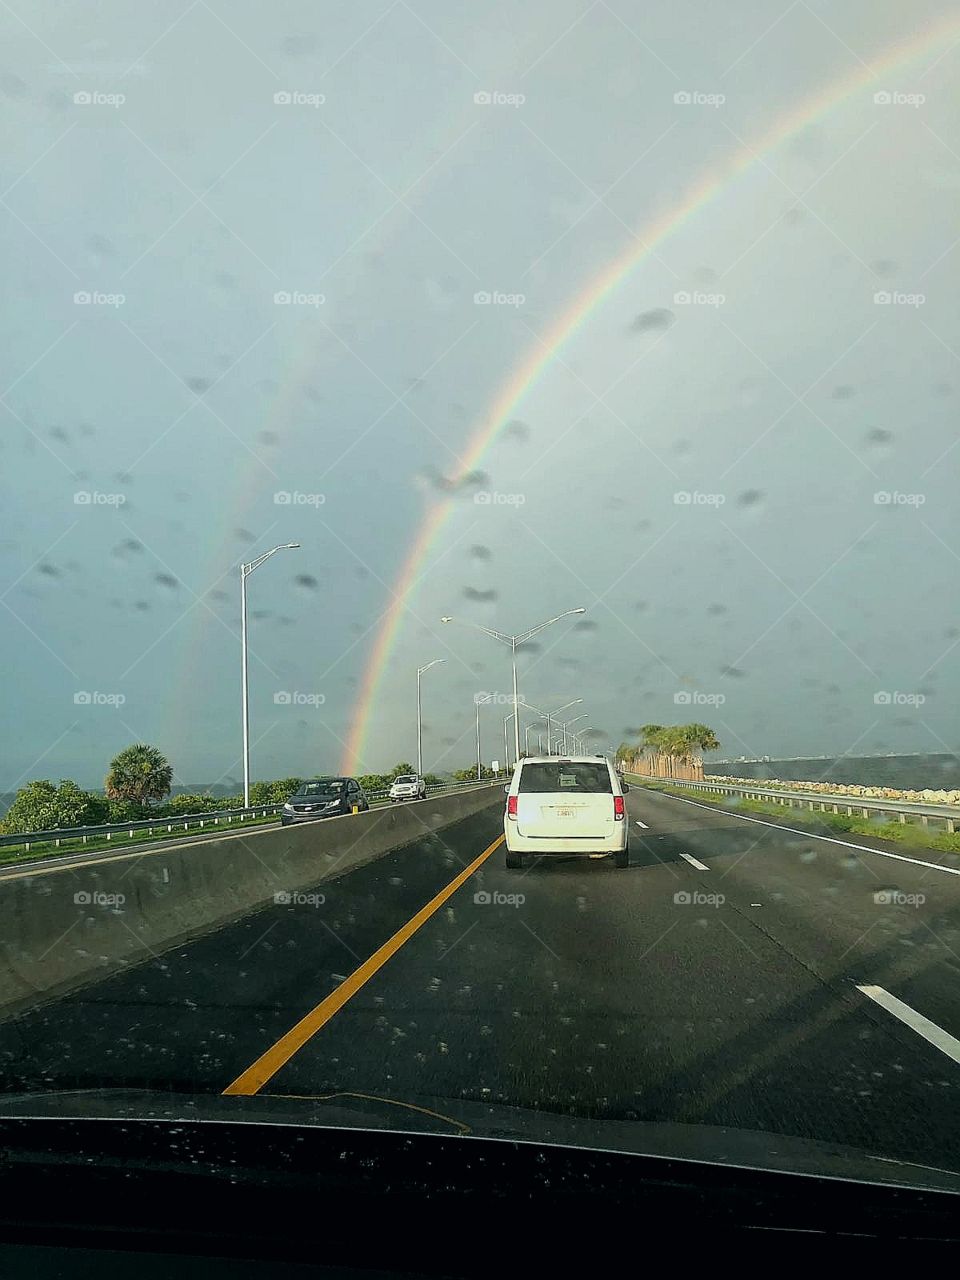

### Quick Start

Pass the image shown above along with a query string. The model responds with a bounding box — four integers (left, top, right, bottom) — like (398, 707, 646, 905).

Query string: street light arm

(244, 543, 300, 575)
(417, 659, 445, 676)
(514, 607, 586, 646)
(549, 697, 583, 717)
(440, 616, 513, 646)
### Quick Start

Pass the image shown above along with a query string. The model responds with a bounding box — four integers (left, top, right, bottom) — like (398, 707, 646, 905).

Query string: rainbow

(341, 12, 959, 774)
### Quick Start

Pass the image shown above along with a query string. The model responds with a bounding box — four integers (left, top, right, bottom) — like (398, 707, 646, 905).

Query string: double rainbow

(341, 12, 958, 773)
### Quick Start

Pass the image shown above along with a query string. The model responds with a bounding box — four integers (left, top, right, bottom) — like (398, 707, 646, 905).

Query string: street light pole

(240, 543, 300, 808)
(540, 698, 582, 756)
(416, 660, 444, 777)
(441, 608, 586, 765)
(562, 713, 588, 752)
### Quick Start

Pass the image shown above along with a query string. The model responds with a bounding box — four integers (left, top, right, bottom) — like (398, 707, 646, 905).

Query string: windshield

(1, 0, 959, 1193)
(297, 782, 344, 798)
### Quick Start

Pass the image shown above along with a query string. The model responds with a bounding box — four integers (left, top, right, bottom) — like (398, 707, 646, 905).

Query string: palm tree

(105, 743, 173, 812)
(637, 723, 720, 779)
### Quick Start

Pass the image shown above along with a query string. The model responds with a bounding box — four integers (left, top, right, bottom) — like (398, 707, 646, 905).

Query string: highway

(2, 786, 960, 1170)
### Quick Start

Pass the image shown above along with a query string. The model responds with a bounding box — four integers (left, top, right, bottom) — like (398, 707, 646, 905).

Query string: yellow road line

(223, 833, 504, 1096)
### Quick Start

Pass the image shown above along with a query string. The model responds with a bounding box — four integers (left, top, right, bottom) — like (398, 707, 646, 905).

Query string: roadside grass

(627, 777, 960, 856)
(0, 810, 281, 868)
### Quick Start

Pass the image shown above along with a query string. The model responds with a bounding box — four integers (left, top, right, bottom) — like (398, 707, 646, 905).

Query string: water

(706, 753, 960, 791)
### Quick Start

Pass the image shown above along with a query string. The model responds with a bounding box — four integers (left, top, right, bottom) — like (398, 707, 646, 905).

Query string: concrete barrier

(0, 783, 502, 1021)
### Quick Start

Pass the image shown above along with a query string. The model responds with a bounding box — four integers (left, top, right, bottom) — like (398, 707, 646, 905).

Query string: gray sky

(2, 0, 959, 791)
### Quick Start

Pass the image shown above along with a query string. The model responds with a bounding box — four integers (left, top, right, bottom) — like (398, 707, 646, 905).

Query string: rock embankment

(710, 776, 960, 805)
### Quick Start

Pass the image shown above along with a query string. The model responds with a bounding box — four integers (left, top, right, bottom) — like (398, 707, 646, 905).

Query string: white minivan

(503, 756, 630, 870)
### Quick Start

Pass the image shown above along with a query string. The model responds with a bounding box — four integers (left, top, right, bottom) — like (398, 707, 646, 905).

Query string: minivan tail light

(507, 795, 518, 819)
(613, 796, 625, 820)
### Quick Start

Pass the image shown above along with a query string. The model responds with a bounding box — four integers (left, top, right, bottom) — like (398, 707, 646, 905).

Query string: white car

(503, 755, 630, 870)
(389, 773, 427, 802)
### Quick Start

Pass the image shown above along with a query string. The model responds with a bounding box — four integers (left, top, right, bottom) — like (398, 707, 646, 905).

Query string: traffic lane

(628, 788, 960, 1050)
(262, 834, 960, 1169)
(0, 807, 505, 1095)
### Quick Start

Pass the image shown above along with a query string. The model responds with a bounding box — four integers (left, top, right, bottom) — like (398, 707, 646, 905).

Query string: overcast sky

(1, 0, 958, 791)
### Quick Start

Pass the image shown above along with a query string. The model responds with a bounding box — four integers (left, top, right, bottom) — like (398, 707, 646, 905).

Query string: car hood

(0, 1088, 956, 1193)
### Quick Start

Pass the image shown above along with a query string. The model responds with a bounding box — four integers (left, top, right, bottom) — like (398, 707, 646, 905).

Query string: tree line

(616, 724, 720, 777)
(0, 744, 453, 835)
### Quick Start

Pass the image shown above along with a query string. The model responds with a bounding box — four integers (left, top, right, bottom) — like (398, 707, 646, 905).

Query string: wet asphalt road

(2, 787, 960, 1170)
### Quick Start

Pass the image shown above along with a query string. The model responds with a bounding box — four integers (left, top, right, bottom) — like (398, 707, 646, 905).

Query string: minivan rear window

(517, 763, 613, 794)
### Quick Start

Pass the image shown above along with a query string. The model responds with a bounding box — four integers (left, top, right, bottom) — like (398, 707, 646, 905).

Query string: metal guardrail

(626, 773, 960, 834)
(0, 778, 501, 856)
(0, 804, 285, 854)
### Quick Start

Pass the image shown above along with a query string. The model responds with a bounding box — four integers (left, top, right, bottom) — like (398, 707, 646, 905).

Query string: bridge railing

(625, 773, 960, 834)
